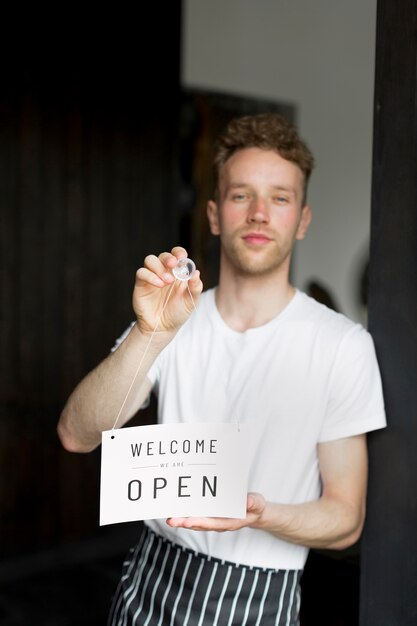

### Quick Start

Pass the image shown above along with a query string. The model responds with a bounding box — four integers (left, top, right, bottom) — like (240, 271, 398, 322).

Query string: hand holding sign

(134, 247, 203, 334)
(166, 493, 266, 532)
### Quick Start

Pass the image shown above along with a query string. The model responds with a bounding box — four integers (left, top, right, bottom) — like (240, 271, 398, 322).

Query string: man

(58, 113, 386, 625)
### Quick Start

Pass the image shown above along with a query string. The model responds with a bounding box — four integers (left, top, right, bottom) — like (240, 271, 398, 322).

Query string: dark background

(0, 8, 183, 624)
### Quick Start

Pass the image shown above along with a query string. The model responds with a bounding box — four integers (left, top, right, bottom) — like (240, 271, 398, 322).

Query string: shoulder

(293, 291, 369, 344)
(294, 291, 355, 327)
(293, 295, 387, 440)
(289, 292, 381, 379)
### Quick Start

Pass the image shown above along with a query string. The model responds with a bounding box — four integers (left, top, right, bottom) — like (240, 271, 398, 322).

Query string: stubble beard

(220, 233, 293, 278)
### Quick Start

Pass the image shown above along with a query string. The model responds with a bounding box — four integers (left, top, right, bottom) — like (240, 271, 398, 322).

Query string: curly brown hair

(213, 113, 315, 202)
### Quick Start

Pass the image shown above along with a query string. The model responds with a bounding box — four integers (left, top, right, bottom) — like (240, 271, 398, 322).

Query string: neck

(215, 259, 295, 332)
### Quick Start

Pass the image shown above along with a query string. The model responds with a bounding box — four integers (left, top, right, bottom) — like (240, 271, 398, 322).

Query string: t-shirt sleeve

(110, 322, 136, 352)
(319, 325, 386, 442)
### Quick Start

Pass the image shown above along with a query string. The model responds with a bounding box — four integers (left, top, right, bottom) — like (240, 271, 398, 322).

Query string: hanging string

(187, 283, 197, 310)
(111, 280, 197, 432)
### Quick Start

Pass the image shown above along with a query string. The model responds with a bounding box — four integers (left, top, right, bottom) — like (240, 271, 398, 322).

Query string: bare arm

(58, 247, 203, 453)
(58, 326, 164, 453)
(167, 434, 367, 550)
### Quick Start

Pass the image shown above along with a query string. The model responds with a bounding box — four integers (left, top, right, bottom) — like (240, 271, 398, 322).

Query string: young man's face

(207, 147, 311, 278)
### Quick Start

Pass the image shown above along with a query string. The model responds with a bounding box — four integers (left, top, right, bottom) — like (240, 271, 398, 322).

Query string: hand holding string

(133, 246, 203, 335)
(112, 247, 202, 431)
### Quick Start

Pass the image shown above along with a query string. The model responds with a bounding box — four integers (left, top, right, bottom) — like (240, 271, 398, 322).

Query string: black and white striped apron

(108, 525, 301, 626)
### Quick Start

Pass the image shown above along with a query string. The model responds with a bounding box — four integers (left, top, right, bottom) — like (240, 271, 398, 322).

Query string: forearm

(256, 435, 368, 550)
(167, 493, 365, 551)
(168, 437, 368, 550)
(58, 324, 175, 453)
(255, 495, 365, 550)
(59, 247, 203, 454)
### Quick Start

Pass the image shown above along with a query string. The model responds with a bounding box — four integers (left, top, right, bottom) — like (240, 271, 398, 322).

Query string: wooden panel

(0, 7, 182, 557)
(360, 1, 417, 624)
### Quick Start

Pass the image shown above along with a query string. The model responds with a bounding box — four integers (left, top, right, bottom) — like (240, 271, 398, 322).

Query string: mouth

(242, 233, 273, 245)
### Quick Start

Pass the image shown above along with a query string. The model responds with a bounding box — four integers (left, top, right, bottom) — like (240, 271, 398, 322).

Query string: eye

(232, 192, 248, 202)
(274, 195, 289, 204)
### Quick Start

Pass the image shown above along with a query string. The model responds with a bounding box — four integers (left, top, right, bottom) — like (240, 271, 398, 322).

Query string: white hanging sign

(100, 422, 250, 526)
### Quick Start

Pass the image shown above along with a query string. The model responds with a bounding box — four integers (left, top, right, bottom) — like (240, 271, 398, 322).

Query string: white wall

(182, 0, 377, 321)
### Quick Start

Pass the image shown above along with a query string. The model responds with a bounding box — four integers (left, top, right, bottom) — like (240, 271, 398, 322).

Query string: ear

(207, 200, 221, 236)
(295, 205, 312, 241)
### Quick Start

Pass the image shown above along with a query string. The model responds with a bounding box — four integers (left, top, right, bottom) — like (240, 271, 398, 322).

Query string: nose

(247, 197, 269, 223)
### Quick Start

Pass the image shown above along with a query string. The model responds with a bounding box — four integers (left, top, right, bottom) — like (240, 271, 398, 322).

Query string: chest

(157, 321, 337, 436)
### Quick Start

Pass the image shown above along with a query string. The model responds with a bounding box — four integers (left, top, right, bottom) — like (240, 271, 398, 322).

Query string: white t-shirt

(139, 289, 386, 570)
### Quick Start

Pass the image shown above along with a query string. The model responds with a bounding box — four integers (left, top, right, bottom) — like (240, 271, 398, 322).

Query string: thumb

(247, 492, 265, 513)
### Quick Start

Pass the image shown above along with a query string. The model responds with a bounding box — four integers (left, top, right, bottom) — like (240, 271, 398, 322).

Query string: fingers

(188, 270, 203, 297)
(144, 253, 175, 284)
(166, 494, 266, 533)
(136, 247, 204, 295)
(137, 248, 190, 287)
(170, 246, 188, 260)
(166, 516, 234, 532)
(166, 517, 193, 528)
(135, 267, 167, 288)
(158, 247, 188, 272)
